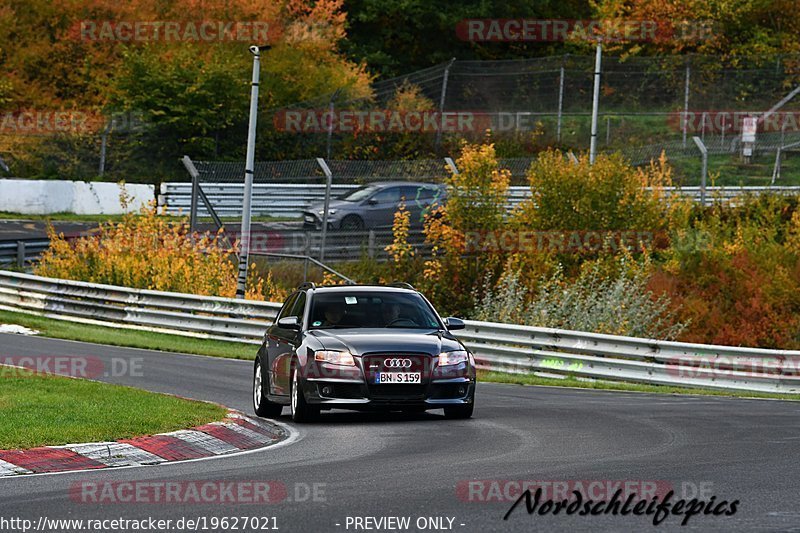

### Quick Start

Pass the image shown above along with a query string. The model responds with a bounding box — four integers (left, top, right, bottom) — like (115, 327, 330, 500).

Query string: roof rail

(388, 282, 415, 290)
(297, 282, 316, 290)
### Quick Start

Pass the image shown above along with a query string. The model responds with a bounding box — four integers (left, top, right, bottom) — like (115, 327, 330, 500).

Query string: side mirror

(277, 316, 301, 330)
(367, 198, 378, 206)
(444, 317, 465, 330)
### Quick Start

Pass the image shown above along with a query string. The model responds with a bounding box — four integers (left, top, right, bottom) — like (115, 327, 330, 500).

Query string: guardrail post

(16, 241, 25, 269)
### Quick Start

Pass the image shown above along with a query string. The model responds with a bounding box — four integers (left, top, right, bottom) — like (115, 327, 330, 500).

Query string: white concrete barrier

(0, 179, 154, 215)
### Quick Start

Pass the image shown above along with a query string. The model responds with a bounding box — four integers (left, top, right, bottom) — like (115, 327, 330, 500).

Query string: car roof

(360, 181, 444, 188)
(310, 285, 416, 294)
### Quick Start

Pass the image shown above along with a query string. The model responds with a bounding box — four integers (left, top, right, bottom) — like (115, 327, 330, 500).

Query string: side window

(371, 187, 400, 204)
(401, 186, 420, 202)
(289, 292, 307, 321)
(275, 293, 298, 324)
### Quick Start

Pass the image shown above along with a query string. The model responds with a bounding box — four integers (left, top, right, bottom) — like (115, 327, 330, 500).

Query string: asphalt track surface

(1, 332, 799, 532)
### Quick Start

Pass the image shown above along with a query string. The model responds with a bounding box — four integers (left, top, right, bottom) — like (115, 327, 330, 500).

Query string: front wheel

(443, 403, 474, 419)
(290, 364, 319, 423)
(253, 358, 283, 418)
(339, 215, 364, 231)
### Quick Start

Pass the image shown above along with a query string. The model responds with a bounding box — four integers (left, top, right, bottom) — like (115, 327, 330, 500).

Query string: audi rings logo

(384, 358, 413, 368)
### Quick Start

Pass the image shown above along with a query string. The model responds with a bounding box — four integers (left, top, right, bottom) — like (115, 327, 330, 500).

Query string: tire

(290, 363, 319, 423)
(443, 403, 474, 419)
(340, 215, 364, 231)
(253, 358, 283, 418)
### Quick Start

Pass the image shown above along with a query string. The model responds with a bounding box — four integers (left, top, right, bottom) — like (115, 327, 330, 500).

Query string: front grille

(363, 353, 432, 400)
(369, 384, 426, 400)
(363, 354, 431, 374)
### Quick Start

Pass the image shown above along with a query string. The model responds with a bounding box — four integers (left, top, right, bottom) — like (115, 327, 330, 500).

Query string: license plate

(375, 372, 421, 384)
(304, 215, 315, 223)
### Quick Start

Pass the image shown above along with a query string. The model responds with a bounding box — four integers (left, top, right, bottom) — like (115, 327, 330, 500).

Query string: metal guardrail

(1, 270, 798, 394)
(0, 270, 281, 344)
(159, 182, 800, 217)
(0, 240, 50, 267)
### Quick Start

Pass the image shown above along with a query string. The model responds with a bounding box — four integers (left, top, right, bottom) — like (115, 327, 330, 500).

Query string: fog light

(458, 386, 466, 395)
(321, 386, 333, 396)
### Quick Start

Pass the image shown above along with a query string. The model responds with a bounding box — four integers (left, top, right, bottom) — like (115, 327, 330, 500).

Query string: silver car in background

(302, 181, 446, 231)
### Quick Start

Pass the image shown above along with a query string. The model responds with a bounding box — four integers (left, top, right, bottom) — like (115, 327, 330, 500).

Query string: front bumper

(302, 212, 338, 230)
(300, 355, 476, 410)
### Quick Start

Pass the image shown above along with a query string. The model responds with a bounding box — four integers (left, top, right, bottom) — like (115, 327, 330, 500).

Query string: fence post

(182, 155, 201, 232)
(589, 43, 602, 164)
(556, 59, 566, 143)
(316, 158, 333, 262)
(435, 58, 456, 152)
(693, 136, 708, 205)
(326, 88, 341, 160)
(368, 230, 376, 259)
(99, 122, 111, 177)
(444, 157, 459, 176)
(682, 62, 690, 148)
(606, 116, 611, 145)
(16, 241, 25, 269)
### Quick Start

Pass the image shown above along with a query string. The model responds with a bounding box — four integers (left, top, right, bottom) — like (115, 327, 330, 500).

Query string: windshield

(338, 186, 378, 202)
(309, 291, 442, 329)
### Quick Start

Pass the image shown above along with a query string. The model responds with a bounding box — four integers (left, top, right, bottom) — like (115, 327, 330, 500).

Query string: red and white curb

(0, 411, 288, 477)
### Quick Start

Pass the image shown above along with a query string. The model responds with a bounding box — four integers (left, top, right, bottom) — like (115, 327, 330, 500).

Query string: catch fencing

(1, 270, 797, 395)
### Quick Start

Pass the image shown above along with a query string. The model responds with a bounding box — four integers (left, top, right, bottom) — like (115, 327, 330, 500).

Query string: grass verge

(0, 368, 227, 449)
(478, 370, 800, 401)
(0, 309, 255, 360)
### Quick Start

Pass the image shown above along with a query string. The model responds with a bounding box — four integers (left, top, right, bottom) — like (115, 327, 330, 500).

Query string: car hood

(307, 328, 463, 356)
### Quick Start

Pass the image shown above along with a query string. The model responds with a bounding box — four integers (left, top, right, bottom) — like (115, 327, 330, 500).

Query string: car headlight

(318, 209, 337, 216)
(314, 350, 355, 366)
(439, 349, 468, 366)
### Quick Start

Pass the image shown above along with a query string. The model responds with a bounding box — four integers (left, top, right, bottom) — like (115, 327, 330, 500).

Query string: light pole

(236, 44, 270, 299)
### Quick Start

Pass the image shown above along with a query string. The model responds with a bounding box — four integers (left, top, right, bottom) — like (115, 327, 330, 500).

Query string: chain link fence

(4, 54, 800, 184)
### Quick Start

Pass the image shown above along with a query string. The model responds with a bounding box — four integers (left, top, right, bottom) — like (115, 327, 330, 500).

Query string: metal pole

(444, 157, 459, 176)
(236, 45, 266, 299)
(316, 158, 333, 262)
(589, 43, 602, 164)
(435, 58, 456, 152)
(701, 111, 707, 143)
(98, 122, 111, 177)
(682, 63, 690, 148)
(182, 156, 200, 232)
(326, 89, 340, 160)
(556, 62, 565, 143)
(693, 136, 708, 205)
(606, 116, 610, 145)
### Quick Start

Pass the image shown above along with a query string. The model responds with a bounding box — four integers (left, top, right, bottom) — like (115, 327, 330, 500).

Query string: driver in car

(321, 301, 346, 326)
(381, 301, 403, 326)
